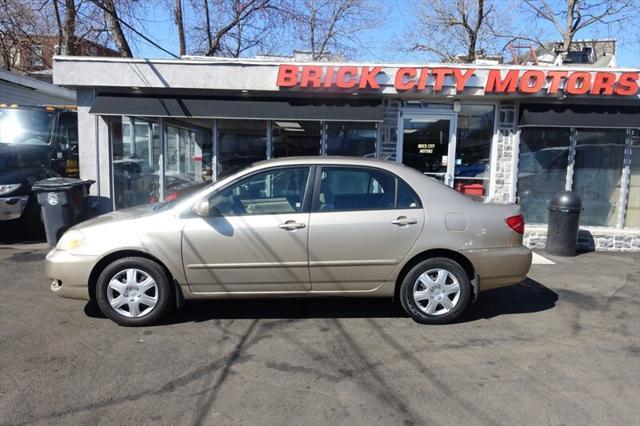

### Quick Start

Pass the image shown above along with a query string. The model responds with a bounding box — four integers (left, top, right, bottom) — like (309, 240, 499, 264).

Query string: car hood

(72, 204, 160, 231)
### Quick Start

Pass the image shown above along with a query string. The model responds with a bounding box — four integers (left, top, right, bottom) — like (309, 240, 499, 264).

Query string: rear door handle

(279, 220, 306, 230)
(392, 216, 417, 226)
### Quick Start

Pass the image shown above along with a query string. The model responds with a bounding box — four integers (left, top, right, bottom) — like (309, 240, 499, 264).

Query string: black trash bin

(32, 178, 95, 246)
(546, 191, 582, 257)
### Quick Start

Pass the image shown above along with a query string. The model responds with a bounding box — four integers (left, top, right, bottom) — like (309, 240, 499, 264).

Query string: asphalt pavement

(0, 245, 638, 426)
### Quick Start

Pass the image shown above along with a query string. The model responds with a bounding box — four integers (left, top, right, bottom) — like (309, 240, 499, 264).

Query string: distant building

(2, 35, 120, 82)
(253, 49, 347, 62)
(512, 39, 617, 67)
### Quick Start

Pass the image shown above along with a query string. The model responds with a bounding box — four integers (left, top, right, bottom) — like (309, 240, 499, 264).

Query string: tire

(95, 257, 173, 326)
(399, 257, 471, 325)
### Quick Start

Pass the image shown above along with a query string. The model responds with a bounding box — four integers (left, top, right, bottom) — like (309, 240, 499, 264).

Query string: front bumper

(461, 246, 532, 291)
(0, 195, 28, 221)
(45, 249, 99, 300)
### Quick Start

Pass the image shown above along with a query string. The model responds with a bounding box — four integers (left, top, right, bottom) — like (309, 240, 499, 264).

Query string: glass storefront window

(517, 127, 571, 224)
(165, 126, 179, 175)
(272, 121, 321, 157)
(218, 120, 267, 178)
(111, 117, 160, 209)
(454, 105, 494, 198)
(626, 130, 639, 228)
(325, 122, 377, 157)
(573, 128, 626, 227)
(164, 123, 206, 203)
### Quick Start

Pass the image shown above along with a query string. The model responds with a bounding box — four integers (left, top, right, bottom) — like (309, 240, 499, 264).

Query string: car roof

(250, 156, 417, 174)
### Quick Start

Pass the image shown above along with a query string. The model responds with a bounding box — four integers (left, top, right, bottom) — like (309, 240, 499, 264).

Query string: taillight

(164, 192, 178, 202)
(506, 214, 525, 234)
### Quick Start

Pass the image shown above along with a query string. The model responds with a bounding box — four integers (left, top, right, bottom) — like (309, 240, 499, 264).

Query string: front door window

(210, 167, 310, 216)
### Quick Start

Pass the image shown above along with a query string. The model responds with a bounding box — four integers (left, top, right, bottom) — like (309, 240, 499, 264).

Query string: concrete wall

(76, 88, 112, 212)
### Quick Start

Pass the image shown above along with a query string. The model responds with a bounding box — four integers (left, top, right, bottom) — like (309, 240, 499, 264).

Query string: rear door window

(397, 179, 421, 208)
(315, 167, 397, 211)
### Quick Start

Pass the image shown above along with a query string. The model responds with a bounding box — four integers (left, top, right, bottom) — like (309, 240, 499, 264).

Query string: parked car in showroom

(46, 157, 532, 326)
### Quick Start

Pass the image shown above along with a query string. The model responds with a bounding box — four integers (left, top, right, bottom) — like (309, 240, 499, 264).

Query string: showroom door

(400, 113, 457, 187)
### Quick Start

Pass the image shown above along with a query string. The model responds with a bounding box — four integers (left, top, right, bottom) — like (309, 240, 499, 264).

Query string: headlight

(56, 230, 85, 251)
(0, 183, 21, 196)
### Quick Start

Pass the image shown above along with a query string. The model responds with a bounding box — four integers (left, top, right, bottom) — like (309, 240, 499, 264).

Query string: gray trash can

(545, 191, 582, 257)
(32, 178, 94, 246)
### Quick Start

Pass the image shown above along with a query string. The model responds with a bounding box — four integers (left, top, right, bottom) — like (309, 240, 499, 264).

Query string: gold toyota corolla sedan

(46, 157, 531, 326)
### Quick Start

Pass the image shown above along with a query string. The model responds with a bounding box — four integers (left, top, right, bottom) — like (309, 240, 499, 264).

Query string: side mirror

(193, 199, 210, 217)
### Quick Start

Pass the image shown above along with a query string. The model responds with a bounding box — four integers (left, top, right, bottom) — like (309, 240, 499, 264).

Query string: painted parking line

(532, 252, 556, 265)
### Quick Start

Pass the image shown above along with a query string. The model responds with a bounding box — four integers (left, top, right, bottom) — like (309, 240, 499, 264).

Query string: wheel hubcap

(107, 268, 158, 318)
(412, 268, 461, 316)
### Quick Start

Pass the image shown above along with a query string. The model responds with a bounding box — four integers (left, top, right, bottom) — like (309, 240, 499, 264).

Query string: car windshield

(0, 108, 54, 146)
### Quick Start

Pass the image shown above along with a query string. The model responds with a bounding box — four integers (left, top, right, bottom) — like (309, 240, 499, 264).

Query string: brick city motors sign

(276, 64, 639, 96)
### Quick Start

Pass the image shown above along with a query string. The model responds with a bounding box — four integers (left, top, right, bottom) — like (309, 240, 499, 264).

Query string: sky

(132, 0, 640, 67)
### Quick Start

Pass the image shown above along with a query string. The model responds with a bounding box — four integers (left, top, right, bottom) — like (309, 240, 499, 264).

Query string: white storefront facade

(53, 56, 640, 251)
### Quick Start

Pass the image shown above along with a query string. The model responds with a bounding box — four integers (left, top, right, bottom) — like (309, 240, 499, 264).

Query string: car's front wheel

(95, 257, 172, 326)
(399, 257, 471, 324)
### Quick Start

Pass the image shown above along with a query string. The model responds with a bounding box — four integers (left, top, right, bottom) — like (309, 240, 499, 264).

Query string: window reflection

(272, 121, 321, 157)
(217, 120, 267, 178)
(517, 127, 571, 224)
(112, 117, 160, 209)
(164, 123, 207, 203)
(325, 122, 377, 157)
(112, 117, 209, 209)
(454, 105, 494, 198)
(573, 128, 626, 227)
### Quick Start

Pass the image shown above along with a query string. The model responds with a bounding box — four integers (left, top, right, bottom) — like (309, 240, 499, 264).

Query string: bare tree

(62, 0, 78, 55)
(287, 0, 377, 60)
(186, 0, 281, 57)
(405, 0, 507, 63)
(0, 0, 51, 70)
(52, 0, 65, 55)
(174, 0, 186, 56)
(202, 0, 213, 52)
(522, 0, 636, 52)
(99, 0, 133, 56)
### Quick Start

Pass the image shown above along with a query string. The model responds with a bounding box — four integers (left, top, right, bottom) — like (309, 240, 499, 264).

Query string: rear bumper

(461, 246, 532, 291)
(45, 249, 98, 300)
(0, 195, 28, 221)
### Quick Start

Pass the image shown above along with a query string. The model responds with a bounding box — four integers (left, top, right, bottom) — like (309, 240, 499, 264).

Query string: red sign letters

(276, 64, 639, 96)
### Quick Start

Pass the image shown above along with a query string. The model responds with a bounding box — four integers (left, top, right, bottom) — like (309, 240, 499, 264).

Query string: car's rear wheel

(95, 257, 172, 326)
(400, 257, 471, 324)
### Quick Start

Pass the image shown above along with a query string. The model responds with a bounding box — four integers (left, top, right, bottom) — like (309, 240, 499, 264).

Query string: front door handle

(279, 220, 306, 230)
(392, 216, 417, 226)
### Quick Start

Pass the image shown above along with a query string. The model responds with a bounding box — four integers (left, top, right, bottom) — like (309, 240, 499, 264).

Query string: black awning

(89, 94, 384, 121)
(518, 103, 640, 128)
